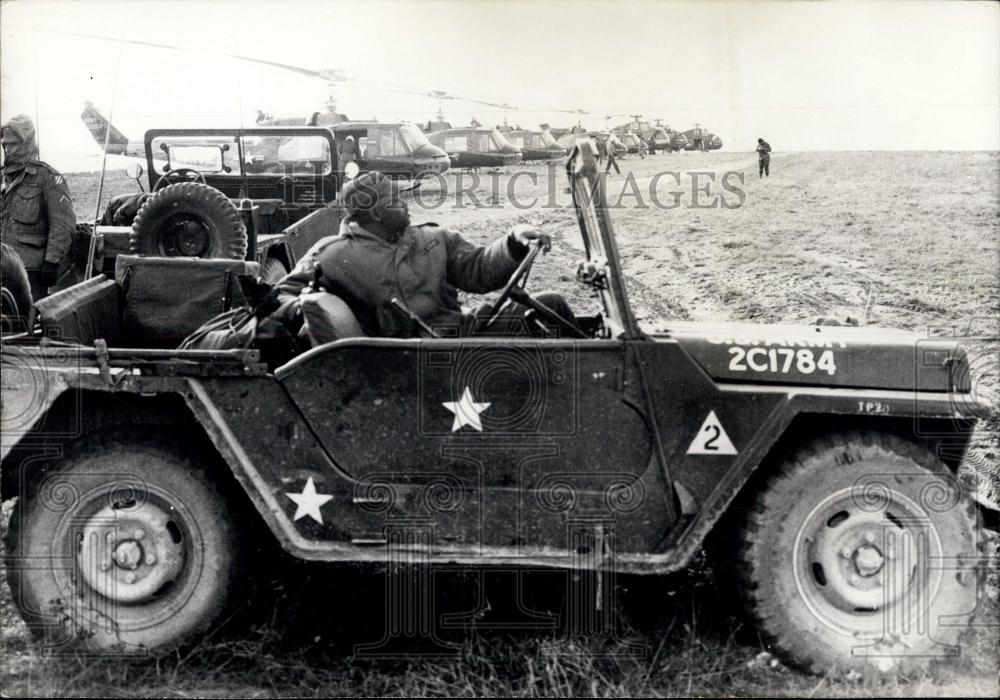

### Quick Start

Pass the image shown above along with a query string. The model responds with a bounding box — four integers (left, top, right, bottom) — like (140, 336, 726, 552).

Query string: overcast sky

(1, 0, 997, 170)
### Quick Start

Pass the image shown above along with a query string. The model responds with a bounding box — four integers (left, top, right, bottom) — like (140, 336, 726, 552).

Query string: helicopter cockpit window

(444, 134, 468, 153)
(541, 131, 560, 148)
(491, 129, 514, 152)
(505, 134, 525, 148)
(380, 130, 411, 156)
(399, 124, 431, 151)
(470, 131, 501, 153)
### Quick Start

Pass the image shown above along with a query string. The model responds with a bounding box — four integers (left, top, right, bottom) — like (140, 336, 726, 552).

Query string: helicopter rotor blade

(427, 90, 513, 111)
(28, 24, 529, 129)
(28, 26, 517, 113)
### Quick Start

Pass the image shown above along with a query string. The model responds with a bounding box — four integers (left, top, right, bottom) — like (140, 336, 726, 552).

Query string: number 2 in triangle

(686, 411, 737, 455)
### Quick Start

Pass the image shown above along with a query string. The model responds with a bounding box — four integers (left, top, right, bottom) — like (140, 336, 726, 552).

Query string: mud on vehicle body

(93, 127, 344, 283)
(1, 143, 993, 674)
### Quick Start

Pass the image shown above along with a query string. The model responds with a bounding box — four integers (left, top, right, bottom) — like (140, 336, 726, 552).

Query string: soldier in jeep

(273, 171, 575, 341)
(1, 115, 76, 301)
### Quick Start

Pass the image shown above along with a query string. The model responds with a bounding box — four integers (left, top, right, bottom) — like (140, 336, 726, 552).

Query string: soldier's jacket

(275, 219, 524, 336)
(1, 162, 75, 272)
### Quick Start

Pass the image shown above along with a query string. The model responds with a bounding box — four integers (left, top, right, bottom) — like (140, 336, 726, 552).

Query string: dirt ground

(2, 150, 998, 696)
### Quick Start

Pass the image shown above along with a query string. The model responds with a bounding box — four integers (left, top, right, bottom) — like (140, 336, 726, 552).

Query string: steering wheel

(484, 243, 542, 327)
(153, 167, 208, 192)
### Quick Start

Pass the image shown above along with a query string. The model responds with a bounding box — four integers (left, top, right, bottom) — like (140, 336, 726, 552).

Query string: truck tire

(260, 257, 288, 285)
(5, 430, 247, 653)
(130, 182, 247, 260)
(737, 432, 983, 676)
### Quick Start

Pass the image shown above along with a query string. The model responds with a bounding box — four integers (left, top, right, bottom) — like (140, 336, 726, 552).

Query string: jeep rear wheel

(5, 432, 246, 653)
(738, 432, 982, 676)
(130, 182, 247, 260)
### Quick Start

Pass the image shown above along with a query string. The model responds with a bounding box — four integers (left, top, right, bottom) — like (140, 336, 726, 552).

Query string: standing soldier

(1, 115, 75, 301)
(339, 135, 358, 170)
(756, 137, 772, 178)
(638, 136, 648, 159)
(603, 136, 621, 175)
(595, 135, 607, 165)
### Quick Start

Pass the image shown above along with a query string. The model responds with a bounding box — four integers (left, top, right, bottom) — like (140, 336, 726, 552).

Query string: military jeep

(0, 142, 992, 675)
(94, 126, 344, 283)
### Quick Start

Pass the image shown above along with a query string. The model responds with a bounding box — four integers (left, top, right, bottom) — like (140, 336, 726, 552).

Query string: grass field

(2, 150, 998, 696)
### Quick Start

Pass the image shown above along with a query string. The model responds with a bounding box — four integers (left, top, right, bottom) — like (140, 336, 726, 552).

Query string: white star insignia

(286, 477, 333, 524)
(442, 387, 491, 432)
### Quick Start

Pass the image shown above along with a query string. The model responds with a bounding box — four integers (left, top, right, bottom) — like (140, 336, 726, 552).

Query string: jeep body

(0, 143, 990, 669)
(96, 127, 344, 279)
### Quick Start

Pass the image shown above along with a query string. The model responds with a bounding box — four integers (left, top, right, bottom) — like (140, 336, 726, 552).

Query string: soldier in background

(595, 136, 607, 165)
(756, 137, 772, 178)
(339, 135, 357, 168)
(638, 136, 648, 159)
(604, 137, 621, 175)
(1, 115, 76, 301)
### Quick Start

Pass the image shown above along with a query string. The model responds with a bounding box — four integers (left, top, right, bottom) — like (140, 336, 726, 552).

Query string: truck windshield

(399, 124, 432, 151)
(149, 134, 332, 177)
(149, 136, 237, 174)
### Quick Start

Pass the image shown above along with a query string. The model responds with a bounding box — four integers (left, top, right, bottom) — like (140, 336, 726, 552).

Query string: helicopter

(80, 101, 143, 157)
(542, 111, 625, 157)
(496, 125, 566, 162)
(255, 104, 451, 180)
(610, 116, 687, 153)
(546, 124, 627, 157)
(425, 121, 523, 170)
(681, 123, 723, 151)
(615, 132, 642, 154)
(63, 29, 453, 180)
(422, 97, 523, 170)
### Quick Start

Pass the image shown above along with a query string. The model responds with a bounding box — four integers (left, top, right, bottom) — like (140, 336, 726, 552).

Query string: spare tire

(1, 242, 32, 334)
(130, 182, 247, 260)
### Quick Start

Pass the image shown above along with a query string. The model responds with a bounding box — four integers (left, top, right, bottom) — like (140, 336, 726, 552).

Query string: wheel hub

(794, 486, 936, 635)
(113, 540, 144, 570)
(176, 220, 209, 256)
(852, 544, 884, 577)
(160, 213, 211, 257)
(78, 501, 185, 604)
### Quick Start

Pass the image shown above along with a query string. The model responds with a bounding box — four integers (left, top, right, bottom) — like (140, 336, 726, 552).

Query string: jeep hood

(650, 321, 970, 393)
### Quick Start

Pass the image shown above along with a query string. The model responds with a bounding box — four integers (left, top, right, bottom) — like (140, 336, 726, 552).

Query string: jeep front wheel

(5, 432, 246, 653)
(738, 432, 982, 676)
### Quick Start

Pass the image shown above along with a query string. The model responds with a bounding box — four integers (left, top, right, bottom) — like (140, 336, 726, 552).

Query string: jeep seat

(32, 275, 123, 345)
(115, 256, 259, 346)
(33, 257, 260, 348)
(299, 291, 368, 346)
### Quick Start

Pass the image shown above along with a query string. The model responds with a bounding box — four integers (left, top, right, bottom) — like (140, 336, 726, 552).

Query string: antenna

(500, 103, 514, 127)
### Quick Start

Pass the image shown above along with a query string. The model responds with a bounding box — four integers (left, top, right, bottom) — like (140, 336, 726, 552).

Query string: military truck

(1, 143, 992, 676)
(95, 126, 344, 283)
